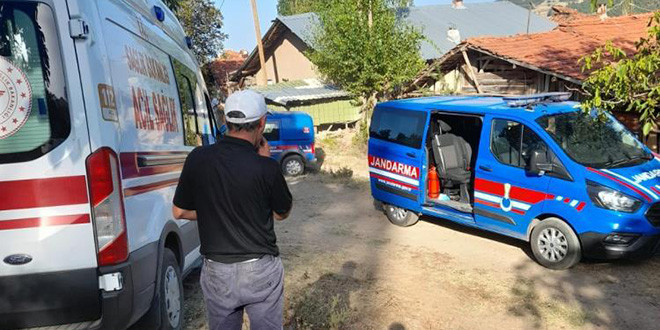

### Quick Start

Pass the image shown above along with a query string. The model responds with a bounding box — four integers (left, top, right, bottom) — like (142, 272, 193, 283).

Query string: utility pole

(250, 0, 268, 86)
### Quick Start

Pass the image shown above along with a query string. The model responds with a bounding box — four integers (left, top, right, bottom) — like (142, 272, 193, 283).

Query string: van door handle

(479, 165, 492, 172)
(406, 152, 416, 158)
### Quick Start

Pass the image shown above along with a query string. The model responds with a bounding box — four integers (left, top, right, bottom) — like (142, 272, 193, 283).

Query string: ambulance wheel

(384, 204, 419, 227)
(530, 218, 581, 270)
(282, 155, 304, 177)
(159, 249, 183, 329)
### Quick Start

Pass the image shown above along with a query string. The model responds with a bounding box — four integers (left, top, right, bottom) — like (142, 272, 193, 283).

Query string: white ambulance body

(0, 0, 216, 328)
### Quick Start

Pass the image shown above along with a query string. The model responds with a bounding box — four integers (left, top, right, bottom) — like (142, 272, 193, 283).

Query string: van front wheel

(530, 218, 581, 270)
(282, 155, 305, 177)
(384, 204, 419, 227)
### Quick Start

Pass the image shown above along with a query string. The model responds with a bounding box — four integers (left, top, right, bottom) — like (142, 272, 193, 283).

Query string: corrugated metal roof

(277, 1, 557, 60)
(251, 79, 350, 105)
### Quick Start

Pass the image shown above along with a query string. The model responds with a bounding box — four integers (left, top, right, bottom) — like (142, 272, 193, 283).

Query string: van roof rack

(502, 92, 572, 108)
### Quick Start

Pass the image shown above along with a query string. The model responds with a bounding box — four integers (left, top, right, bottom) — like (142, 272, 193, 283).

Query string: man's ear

(259, 116, 267, 132)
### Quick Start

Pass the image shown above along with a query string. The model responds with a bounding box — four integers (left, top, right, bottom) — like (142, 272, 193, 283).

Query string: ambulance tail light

(311, 143, 315, 155)
(86, 147, 128, 266)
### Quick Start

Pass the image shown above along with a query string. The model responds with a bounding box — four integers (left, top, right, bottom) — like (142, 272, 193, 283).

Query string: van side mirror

(528, 149, 553, 175)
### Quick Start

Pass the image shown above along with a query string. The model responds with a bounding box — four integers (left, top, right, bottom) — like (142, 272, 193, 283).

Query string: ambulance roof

(377, 95, 581, 120)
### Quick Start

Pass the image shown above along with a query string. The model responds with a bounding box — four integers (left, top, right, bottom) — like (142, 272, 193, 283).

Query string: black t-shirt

(173, 136, 292, 263)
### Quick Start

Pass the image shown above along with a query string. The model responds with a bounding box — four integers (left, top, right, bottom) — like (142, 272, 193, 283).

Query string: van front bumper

(580, 232, 660, 260)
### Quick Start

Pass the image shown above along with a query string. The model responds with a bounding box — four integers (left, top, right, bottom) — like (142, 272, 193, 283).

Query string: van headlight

(587, 181, 642, 213)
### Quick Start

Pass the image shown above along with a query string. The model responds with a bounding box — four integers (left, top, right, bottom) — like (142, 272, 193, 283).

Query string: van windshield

(537, 111, 651, 169)
(0, 2, 69, 164)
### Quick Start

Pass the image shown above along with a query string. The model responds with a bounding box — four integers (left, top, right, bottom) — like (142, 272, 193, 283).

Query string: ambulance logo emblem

(0, 56, 32, 139)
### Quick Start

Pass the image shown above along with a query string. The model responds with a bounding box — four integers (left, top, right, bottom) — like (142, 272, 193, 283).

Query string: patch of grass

(318, 134, 340, 150)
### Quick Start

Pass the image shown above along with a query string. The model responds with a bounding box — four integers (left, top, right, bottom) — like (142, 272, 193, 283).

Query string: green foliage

(589, 0, 614, 12)
(573, 0, 660, 16)
(277, 0, 323, 15)
(307, 0, 424, 125)
(175, 0, 227, 64)
(580, 12, 660, 135)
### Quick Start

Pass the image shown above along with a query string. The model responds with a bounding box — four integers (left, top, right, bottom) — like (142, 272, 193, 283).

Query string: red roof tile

(465, 13, 655, 80)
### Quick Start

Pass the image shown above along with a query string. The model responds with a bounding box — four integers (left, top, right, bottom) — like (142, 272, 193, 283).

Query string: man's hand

(258, 137, 271, 157)
(172, 205, 197, 220)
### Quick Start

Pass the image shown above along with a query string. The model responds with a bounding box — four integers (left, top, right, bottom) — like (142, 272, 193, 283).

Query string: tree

(277, 0, 323, 15)
(278, 0, 413, 16)
(580, 12, 660, 135)
(308, 0, 424, 126)
(175, 0, 227, 64)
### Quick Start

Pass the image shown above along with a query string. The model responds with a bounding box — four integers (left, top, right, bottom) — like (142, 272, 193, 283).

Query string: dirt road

(182, 173, 660, 330)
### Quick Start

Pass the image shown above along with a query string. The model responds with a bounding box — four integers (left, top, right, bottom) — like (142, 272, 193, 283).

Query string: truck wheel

(530, 218, 581, 270)
(159, 249, 183, 329)
(384, 204, 419, 227)
(282, 155, 304, 177)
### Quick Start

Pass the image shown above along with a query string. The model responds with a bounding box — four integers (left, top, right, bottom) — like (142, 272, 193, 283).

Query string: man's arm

(270, 162, 293, 221)
(173, 205, 198, 220)
(273, 209, 290, 221)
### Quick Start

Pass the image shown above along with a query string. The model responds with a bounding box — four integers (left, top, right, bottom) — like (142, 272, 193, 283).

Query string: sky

(217, 0, 495, 52)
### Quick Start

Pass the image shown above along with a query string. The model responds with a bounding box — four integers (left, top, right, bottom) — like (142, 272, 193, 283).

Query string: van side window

(491, 119, 549, 168)
(172, 59, 200, 146)
(264, 120, 280, 141)
(369, 108, 426, 148)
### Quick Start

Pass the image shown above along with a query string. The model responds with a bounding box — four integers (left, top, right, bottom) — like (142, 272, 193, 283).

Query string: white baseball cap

(224, 90, 267, 124)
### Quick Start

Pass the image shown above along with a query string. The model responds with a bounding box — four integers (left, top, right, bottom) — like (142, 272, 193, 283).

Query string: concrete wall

(257, 30, 319, 84)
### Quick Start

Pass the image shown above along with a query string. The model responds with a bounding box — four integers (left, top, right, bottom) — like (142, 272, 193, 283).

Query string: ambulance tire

(159, 249, 183, 330)
(384, 204, 419, 227)
(282, 155, 305, 177)
(530, 218, 581, 270)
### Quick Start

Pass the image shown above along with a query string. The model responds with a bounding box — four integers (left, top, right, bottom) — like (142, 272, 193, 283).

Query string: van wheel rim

(286, 160, 302, 175)
(537, 227, 568, 262)
(391, 206, 407, 220)
(164, 266, 181, 327)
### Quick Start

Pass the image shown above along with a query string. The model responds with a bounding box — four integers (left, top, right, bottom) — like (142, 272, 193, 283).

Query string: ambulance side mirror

(528, 149, 553, 175)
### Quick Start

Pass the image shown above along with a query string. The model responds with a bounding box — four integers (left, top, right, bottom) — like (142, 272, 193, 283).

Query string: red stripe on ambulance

(0, 214, 90, 231)
(474, 178, 551, 204)
(368, 155, 419, 179)
(0, 176, 88, 211)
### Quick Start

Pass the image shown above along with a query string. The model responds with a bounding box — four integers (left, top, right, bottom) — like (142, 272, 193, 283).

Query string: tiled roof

(463, 13, 655, 80)
(250, 79, 350, 105)
(277, 1, 557, 60)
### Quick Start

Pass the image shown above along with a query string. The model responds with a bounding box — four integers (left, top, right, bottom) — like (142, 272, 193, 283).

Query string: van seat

(431, 121, 472, 184)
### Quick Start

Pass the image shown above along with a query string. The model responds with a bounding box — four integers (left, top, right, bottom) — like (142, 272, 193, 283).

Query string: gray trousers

(200, 255, 284, 330)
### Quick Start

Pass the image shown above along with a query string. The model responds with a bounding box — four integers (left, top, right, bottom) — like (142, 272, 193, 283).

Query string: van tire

(384, 204, 419, 227)
(282, 155, 305, 177)
(530, 218, 581, 270)
(159, 249, 183, 329)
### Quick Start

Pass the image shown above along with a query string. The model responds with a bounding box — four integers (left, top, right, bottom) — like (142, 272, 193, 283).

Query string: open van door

(368, 106, 428, 212)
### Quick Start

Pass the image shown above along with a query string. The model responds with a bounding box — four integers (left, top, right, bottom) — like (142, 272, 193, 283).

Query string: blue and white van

(368, 93, 660, 269)
(264, 111, 316, 176)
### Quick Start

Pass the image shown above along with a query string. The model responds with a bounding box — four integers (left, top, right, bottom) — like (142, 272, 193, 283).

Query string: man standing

(172, 90, 292, 329)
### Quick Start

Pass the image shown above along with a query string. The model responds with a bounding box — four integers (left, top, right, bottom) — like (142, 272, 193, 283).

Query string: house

(203, 50, 248, 98)
(424, 8, 657, 148)
(231, 1, 556, 126)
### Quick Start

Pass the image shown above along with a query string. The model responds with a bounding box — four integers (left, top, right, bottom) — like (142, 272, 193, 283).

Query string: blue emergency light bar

(502, 92, 572, 107)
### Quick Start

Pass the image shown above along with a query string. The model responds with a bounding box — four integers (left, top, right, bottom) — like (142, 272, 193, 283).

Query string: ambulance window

(370, 108, 426, 148)
(0, 3, 70, 164)
(172, 59, 200, 146)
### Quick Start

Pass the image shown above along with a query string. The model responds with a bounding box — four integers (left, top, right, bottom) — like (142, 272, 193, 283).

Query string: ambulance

(368, 93, 660, 270)
(0, 0, 216, 329)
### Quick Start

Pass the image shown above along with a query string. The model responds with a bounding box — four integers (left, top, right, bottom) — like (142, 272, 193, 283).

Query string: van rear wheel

(530, 218, 581, 270)
(384, 204, 419, 227)
(159, 249, 183, 329)
(282, 155, 305, 177)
